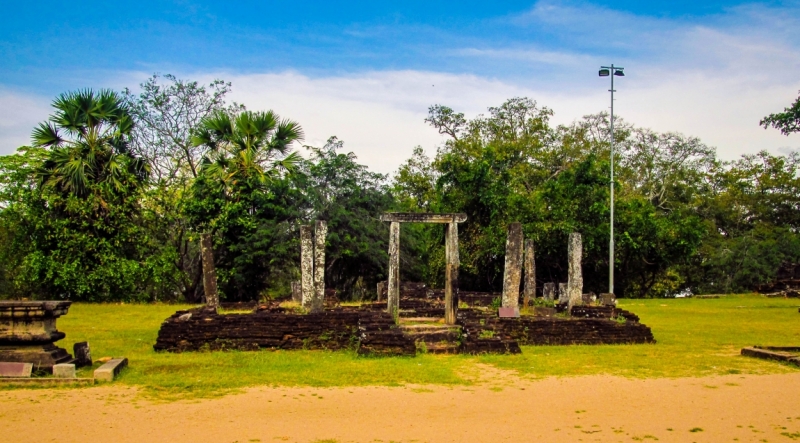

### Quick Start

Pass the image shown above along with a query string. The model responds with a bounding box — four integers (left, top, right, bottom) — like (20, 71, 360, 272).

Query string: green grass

(9, 294, 799, 398)
(479, 294, 800, 378)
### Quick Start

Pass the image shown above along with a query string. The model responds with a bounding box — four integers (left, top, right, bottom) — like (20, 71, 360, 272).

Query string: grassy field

(10, 294, 799, 398)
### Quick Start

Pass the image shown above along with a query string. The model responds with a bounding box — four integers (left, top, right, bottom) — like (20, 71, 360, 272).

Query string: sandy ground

(2, 372, 800, 442)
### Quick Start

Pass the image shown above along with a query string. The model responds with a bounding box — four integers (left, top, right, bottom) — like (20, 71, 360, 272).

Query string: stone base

(0, 344, 75, 371)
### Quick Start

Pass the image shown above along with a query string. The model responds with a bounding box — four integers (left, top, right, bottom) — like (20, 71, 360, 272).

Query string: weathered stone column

(444, 222, 459, 325)
(558, 282, 569, 304)
(523, 239, 536, 308)
(502, 222, 524, 308)
(387, 222, 400, 320)
(310, 220, 327, 313)
(567, 232, 584, 310)
(376, 281, 386, 302)
(291, 281, 301, 303)
(200, 233, 219, 308)
(600, 292, 616, 306)
(543, 282, 556, 301)
(300, 225, 315, 310)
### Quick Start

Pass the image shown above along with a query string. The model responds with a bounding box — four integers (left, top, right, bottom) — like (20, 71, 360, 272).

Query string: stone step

(424, 343, 460, 354)
(400, 324, 461, 341)
(399, 324, 460, 331)
(399, 317, 444, 323)
(408, 331, 461, 343)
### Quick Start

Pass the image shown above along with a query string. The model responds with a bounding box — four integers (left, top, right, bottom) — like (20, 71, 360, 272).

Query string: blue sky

(2, 1, 799, 171)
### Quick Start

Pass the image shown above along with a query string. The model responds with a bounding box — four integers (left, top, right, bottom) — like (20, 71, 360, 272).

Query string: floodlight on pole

(599, 64, 624, 295)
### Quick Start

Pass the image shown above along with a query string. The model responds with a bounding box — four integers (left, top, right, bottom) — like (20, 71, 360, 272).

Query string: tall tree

(124, 74, 244, 302)
(4, 89, 175, 301)
(32, 89, 148, 196)
(301, 137, 393, 299)
(186, 110, 304, 300)
(396, 98, 709, 297)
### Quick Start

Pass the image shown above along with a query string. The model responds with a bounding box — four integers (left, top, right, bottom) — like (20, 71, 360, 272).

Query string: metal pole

(609, 65, 615, 295)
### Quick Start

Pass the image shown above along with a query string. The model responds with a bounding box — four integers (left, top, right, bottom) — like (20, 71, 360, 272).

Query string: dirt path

(2, 373, 800, 442)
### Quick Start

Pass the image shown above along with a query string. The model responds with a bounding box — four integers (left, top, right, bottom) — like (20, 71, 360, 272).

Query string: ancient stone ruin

(0, 301, 75, 370)
(758, 262, 800, 298)
(379, 212, 465, 324)
(155, 215, 655, 357)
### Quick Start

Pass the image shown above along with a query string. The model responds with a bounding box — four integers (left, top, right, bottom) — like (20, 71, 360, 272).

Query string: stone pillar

(558, 282, 569, 304)
(502, 222, 524, 308)
(291, 281, 302, 303)
(567, 232, 584, 310)
(387, 222, 400, 320)
(73, 342, 92, 368)
(300, 225, 314, 310)
(600, 292, 616, 306)
(523, 239, 536, 308)
(444, 222, 459, 325)
(376, 281, 386, 302)
(543, 282, 556, 301)
(310, 220, 327, 313)
(200, 232, 219, 308)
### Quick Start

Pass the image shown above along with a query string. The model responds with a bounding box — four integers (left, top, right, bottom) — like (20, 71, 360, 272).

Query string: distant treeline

(0, 75, 798, 301)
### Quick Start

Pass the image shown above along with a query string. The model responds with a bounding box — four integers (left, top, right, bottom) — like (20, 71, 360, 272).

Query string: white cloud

(217, 70, 530, 173)
(207, 67, 797, 173)
(0, 90, 52, 154)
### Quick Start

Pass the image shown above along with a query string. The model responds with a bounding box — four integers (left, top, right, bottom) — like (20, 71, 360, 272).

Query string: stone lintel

(380, 213, 467, 224)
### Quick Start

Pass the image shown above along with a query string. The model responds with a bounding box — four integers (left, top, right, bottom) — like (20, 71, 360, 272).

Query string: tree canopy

(0, 77, 797, 301)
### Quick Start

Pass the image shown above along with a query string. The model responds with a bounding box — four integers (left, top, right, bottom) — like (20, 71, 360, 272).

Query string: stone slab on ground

(94, 358, 128, 382)
(741, 346, 800, 366)
(0, 362, 32, 377)
(497, 307, 520, 318)
(53, 363, 76, 378)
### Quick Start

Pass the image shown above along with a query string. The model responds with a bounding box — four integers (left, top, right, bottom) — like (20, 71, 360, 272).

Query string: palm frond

(272, 151, 302, 173)
(270, 119, 304, 154)
(31, 122, 64, 148)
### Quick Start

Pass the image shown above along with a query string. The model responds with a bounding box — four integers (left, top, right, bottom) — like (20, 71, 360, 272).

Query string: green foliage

(2, 79, 798, 302)
(0, 90, 175, 301)
(530, 298, 555, 308)
(760, 91, 800, 135)
(395, 98, 711, 297)
(688, 151, 800, 294)
(478, 329, 495, 339)
(123, 74, 243, 302)
(186, 108, 304, 300)
(300, 137, 393, 299)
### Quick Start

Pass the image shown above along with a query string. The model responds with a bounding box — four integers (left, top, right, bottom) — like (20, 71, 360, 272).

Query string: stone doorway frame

(380, 213, 467, 325)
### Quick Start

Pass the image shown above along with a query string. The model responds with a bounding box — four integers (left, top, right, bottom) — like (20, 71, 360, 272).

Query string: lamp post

(598, 64, 624, 295)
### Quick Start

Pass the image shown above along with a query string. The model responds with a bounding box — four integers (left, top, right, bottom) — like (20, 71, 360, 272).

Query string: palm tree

(191, 110, 303, 195)
(31, 89, 148, 198)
